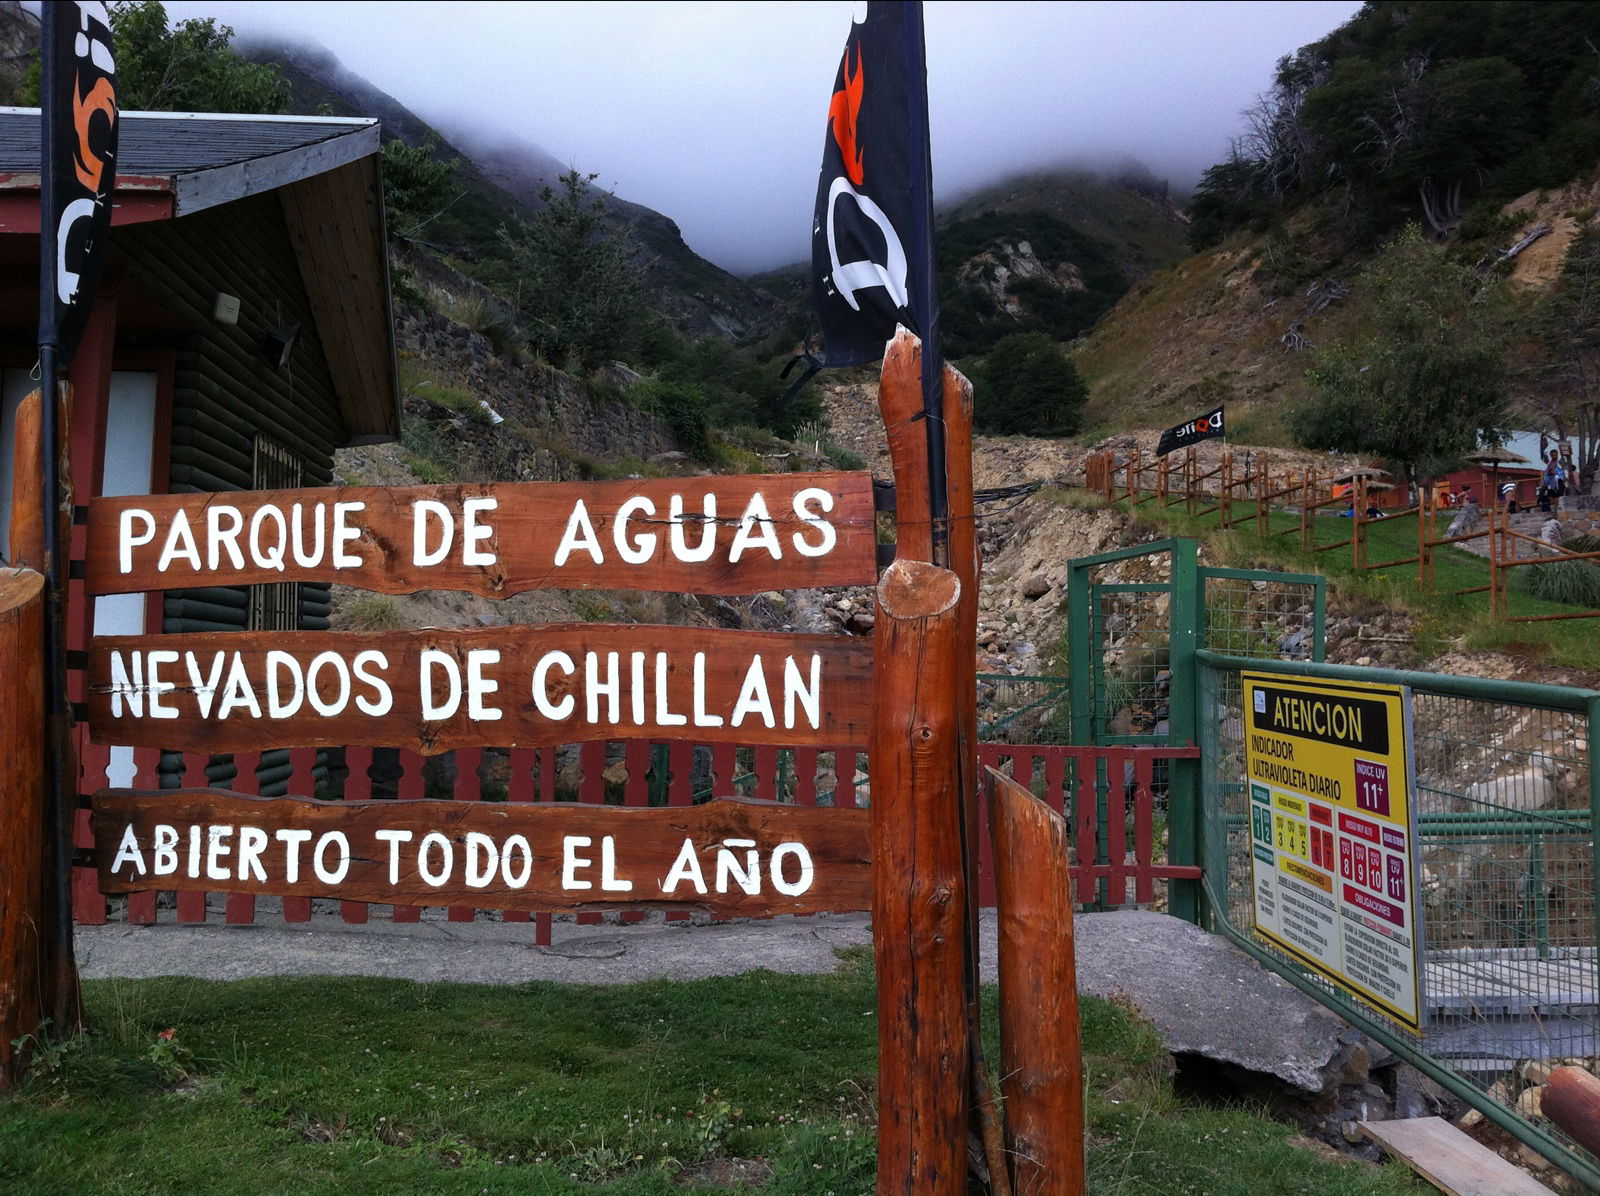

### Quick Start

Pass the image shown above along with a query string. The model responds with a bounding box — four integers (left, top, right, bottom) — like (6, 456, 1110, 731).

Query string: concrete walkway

(77, 908, 1351, 1092)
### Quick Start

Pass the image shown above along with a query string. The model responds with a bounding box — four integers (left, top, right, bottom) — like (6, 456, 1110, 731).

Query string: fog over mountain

(162, 0, 1361, 274)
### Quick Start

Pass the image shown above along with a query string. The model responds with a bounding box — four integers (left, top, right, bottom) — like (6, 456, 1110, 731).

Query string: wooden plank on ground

(1359, 1118, 1554, 1195)
(85, 473, 877, 597)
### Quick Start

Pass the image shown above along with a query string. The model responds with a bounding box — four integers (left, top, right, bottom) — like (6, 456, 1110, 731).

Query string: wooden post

(987, 766, 1085, 1195)
(7, 387, 80, 1037)
(1219, 452, 1231, 528)
(1354, 474, 1367, 570)
(1185, 445, 1197, 515)
(872, 557, 968, 1195)
(0, 567, 47, 1088)
(1543, 1066, 1600, 1159)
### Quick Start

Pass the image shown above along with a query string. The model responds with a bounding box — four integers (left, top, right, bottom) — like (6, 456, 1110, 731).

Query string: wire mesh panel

(1200, 568, 1324, 661)
(1200, 653, 1599, 1186)
(1091, 585, 1174, 743)
(976, 673, 1069, 743)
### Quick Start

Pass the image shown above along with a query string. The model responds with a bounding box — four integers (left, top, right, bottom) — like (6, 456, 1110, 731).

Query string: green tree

(500, 170, 647, 370)
(1526, 226, 1600, 491)
(107, 1, 288, 113)
(381, 137, 460, 238)
(971, 332, 1087, 436)
(1289, 226, 1510, 481)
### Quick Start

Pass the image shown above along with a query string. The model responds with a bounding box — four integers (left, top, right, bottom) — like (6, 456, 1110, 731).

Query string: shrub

(1514, 557, 1600, 609)
(630, 379, 712, 462)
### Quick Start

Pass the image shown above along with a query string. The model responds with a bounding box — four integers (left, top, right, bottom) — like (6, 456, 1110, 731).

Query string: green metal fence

(1199, 649, 1600, 1188)
(976, 673, 1070, 743)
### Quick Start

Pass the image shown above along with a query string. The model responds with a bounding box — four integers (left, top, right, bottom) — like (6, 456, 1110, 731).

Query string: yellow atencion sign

(1242, 673, 1424, 1033)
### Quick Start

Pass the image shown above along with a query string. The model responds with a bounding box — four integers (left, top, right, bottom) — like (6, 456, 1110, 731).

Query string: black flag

(807, 1, 937, 370)
(1156, 406, 1225, 457)
(40, 0, 119, 366)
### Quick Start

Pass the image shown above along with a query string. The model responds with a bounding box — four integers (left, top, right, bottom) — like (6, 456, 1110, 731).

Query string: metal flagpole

(901, 1, 947, 567)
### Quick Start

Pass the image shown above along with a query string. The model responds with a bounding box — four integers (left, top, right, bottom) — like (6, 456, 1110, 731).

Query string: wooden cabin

(0, 108, 399, 794)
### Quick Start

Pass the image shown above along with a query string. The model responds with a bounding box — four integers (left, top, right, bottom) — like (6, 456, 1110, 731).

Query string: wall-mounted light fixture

(212, 293, 240, 325)
(261, 324, 300, 369)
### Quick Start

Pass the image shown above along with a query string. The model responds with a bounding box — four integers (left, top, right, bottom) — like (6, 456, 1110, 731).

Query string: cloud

(163, 0, 1362, 274)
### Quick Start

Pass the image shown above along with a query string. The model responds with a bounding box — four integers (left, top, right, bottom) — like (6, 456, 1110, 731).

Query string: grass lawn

(0, 949, 1419, 1195)
(1093, 492, 1600, 672)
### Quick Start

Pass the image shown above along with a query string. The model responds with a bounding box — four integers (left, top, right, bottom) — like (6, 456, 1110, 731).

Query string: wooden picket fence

(1086, 448, 1600, 623)
(70, 740, 1200, 939)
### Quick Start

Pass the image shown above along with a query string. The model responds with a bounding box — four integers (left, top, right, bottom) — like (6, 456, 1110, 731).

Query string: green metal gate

(1063, 536, 1600, 1187)
(1065, 538, 1326, 921)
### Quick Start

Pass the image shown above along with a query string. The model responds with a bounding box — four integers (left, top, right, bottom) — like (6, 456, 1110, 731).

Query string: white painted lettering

(217, 653, 263, 719)
(352, 651, 393, 716)
(248, 505, 288, 572)
(466, 649, 502, 721)
(554, 500, 604, 566)
(532, 651, 576, 719)
(600, 836, 633, 892)
(151, 824, 178, 875)
(156, 509, 201, 572)
(668, 493, 717, 563)
(654, 651, 687, 727)
(421, 649, 462, 721)
(375, 829, 413, 885)
(716, 838, 760, 895)
(146, 650, 180, 719)
(728, 493, 782, 563)
(791, 487, 837, 558)
(184, 651, 226, 719)
(464, 832, 498, 888)
(614, 496, 656, 564)
(275, 829, 313, 883)
(237, 826, 268, 882)
(501, 834, 533, 888)
(585, 651, 619, 724)
(730, 655, 775, 728)
(290, 503, 326, 568)
(332, 502, 365, 567)
(770, 842, 814, 896)
(784, 654, 822, 730)
(412, 499, 452, 567)
(562, 836, 593, 890)
(266, 650, 304, 718)
(312, 832, 351, 884)
(205, 825, 233, 881)
(692, 652, 723, 727)
(418, 832, 452, 886)
(461, 496, 498, 566)
(206, 505, 246, 569)
(661, 838, 707, 895)
(108, 650, 143, 718)
(119, 508, 156, 574)
(111, 824, 145, 875)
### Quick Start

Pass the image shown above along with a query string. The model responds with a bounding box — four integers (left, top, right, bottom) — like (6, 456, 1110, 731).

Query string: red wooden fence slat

(124, 747, 160, 924)
(619, 742, 652, 924)
(710, 744, 736, 796)
(1105, 750, 1129, 906)
(175, 754, 210, 923)
(1012, 748, 1035, 792)
(446, 747, 482, 923)
(390, 751, 425, 923)
(575, 742, 608, 925)
(539, 744, 557, 803)
(224, 752, 261, 925)
(1073, 753, 1098, 906)
(751, 745, 778, 801)
(281, 747, 319, 923)
(1133, 753, 1156, 904)
(338, 747, 372, 925)
(664, 743, 693, 924)
(792, 748, 817, 807)
(502, 749, 535, 926)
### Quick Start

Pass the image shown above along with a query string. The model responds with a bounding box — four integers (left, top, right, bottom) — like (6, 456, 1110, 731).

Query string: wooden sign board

(85, 473, 877, 598)
(88, 624, 872, 754)
(91, 791, 872, 916)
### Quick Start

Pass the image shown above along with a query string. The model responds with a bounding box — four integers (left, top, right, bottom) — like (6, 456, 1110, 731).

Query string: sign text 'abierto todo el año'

(91, 792, 872, 917)
(85, 473, 877, 597)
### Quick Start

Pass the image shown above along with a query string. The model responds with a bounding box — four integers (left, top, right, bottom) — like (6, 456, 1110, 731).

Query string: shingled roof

(0, 108, 379, 215)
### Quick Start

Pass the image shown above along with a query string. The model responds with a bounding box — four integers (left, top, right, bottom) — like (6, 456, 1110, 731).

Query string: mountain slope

(244, 37, 777, 341)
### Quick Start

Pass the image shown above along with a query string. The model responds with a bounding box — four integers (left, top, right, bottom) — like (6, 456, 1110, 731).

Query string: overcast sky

(159, 1, 1362, 274)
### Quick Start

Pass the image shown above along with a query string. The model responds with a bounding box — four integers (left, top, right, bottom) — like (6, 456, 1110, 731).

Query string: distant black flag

(1156, 406, 1226, 457)
(805, 1, 937, 372)
(40, 0, 119, 366)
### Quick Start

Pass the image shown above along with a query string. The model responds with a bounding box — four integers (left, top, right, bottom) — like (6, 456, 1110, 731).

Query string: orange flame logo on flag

(828, 45, 865, 186)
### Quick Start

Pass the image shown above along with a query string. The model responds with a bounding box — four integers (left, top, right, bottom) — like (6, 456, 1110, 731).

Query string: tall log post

(0, 567, 47, 1088)
(872, 557, 968, 1194)
(987, 766, 1085, 1195)
(8, 386, 81, 1035)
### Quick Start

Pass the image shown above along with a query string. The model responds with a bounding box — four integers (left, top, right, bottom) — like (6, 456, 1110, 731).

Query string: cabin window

(250, 434, 304, 632)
